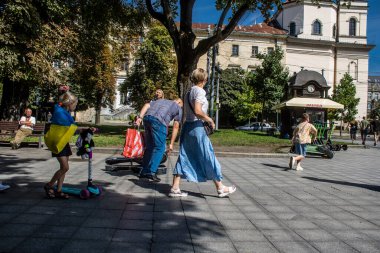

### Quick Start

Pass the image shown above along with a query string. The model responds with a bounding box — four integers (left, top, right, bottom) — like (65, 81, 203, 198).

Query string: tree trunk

(176, 56, 198, 99)
(0, 78, 30, 121)
(95, 107, 101, 125)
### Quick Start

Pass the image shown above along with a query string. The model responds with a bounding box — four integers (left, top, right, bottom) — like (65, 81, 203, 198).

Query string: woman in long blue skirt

(169, 68, 236, 198)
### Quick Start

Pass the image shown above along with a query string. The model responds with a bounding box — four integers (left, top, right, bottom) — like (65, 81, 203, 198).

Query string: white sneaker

(168, 188, 188, 197)
(217, 185, 237, 198)
(0, 183, 10, 191)
(296, 166, 304, 171)
(288, 157, 295, 170)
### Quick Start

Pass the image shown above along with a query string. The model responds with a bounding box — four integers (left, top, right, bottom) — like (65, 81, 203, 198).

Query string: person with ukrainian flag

(44, 87, 78, 199)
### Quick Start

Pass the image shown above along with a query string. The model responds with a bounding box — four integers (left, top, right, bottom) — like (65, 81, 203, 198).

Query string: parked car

(235, 122, 257, 130)
(235, 122, 276, 132)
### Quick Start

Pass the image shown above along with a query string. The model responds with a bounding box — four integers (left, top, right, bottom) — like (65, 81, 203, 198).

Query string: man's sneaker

(168, 188, 188, 197)
(296, 166, 304, 171)
(139, 174, 161, 182)
(0, 183, 10, 191)
(288, 157, 295, 170)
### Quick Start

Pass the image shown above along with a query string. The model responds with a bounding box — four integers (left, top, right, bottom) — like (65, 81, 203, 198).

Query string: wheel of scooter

(325, 149, 334, 159)
(80, 189, 90, 199)
(96, 186, 103, 195)
(334, 144, 341, 151)
(342, 144, 348, 151)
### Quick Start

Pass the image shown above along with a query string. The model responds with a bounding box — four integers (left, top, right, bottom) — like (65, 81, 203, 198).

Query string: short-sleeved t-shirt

(145, 99, 182, 126)
(185, 86, 208, 122)
(19, 116, 36, 130)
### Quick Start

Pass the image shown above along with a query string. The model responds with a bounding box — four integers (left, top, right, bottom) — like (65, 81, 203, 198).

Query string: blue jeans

(140, 115, 167, 175)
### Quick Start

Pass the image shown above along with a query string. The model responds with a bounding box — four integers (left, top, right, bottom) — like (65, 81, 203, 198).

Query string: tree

(247, 47, 289, 123)
(232, 81, 262, 124)
(73, 0, 148, 123)
(0, 0, 78, 120)
(145, 0, 285, 98)
(121, 22, 178, 110)
(218, 68, 253, 126)
(329, 73, 360, 130)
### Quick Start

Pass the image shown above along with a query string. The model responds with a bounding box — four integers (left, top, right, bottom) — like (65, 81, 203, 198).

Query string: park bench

(0, 121, 45, 148)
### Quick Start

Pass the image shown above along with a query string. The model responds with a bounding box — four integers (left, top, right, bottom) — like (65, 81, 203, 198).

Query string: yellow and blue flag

(44, 104, 77, 154)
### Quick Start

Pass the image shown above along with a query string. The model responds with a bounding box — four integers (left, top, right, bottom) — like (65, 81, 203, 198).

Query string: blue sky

(191, 1, 379, 77)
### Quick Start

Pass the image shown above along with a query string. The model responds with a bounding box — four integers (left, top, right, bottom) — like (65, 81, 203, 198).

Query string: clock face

(307, 85, 315, 93)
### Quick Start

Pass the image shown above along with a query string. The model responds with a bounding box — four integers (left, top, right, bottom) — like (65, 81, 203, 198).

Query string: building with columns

(195, 0, 374, 119)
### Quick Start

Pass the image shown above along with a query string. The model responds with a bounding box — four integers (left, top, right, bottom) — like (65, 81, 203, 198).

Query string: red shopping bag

(122, 128, 144, 158)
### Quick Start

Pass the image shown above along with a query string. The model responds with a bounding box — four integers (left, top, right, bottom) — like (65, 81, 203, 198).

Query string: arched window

(332, 24, 336, 38)
(348, 61, 358, 80)
(289, 22, 296, 36)
(349, 18, 356, 36)
(312, 20, 322, 35)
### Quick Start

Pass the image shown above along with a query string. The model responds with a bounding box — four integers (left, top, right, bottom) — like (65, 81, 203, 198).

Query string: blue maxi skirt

(173, 120, 223, 182)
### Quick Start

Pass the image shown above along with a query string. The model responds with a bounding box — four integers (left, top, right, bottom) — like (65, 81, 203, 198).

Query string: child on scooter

(44, 89, 78, 199)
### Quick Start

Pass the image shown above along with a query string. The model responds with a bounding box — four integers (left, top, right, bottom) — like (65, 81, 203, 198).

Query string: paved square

(0, 146, 379, 252)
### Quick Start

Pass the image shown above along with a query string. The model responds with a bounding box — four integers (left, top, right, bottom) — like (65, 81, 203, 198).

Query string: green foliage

(218, 68, 261, 124)
(329, 73, 360, 122)
(247, 47, 289, 118)
(121, 22, 177, 110)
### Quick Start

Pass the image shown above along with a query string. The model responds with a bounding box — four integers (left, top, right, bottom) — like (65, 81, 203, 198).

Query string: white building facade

(195, 0, 374, 119)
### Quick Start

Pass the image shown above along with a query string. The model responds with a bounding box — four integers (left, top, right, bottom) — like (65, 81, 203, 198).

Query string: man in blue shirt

(136, 98, 183, 182)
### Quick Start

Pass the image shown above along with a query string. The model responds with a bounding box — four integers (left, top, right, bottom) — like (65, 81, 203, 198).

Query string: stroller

(105, 128, 168, 173)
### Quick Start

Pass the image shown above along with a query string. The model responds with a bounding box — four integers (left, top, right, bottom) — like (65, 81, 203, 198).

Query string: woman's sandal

(44, 184, 55, 199)
(217, 185, 237, 198)
(54, 191, 69, 199)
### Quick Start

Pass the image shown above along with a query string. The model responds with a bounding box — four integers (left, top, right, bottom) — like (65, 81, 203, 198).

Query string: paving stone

(73, 227, 115, 241)
(295, 229, 338, 241)
(10, 213, 52, 224)
(82, 217, 119, 228)
(60, 240, 109, 253)
(233, 241, 280, 253)
(0, 237, 25, 252)
(151, 242, 194, 253)
(33, 225, 77, 239)
(0, 223, 39, 237)
(1, 148, 380, 252)
(153, 229, 191, 242)
(193, 241, 237, 253)
(11, 238, 67, 253)
(270, 241, 319, 253)
(112, 229, 152, 242)
(107, 242, 150, 253)
(225, 229, 267, 242)
(310, 241, 357, 253)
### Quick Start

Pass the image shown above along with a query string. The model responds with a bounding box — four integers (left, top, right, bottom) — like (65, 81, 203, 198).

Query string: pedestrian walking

(153, 89, 164, 100)
(349, 119, 358, 144)
(289, 113, 317, 171)
(370, 116, 380, 146)
(135, 98, 183, 182)
(169, 68, 236, 198)
(360, 116, 370, 145)
(44, 89, 78, 199)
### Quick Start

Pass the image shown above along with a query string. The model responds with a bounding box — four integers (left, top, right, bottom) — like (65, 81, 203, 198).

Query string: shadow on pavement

(302, 176, 380, 192)
(0, 174, 226, 252)
(261, 163, 289, 170)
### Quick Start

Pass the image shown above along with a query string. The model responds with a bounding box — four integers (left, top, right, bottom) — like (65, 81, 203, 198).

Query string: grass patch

(210, 129, 289, 146)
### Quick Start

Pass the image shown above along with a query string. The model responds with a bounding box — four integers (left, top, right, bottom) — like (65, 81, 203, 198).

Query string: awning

(273, 97, 344, 110)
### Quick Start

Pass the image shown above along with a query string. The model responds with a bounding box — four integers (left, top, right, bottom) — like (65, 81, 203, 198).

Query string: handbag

(122, 128, 144, 158)
(187, 92, 214, 136)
